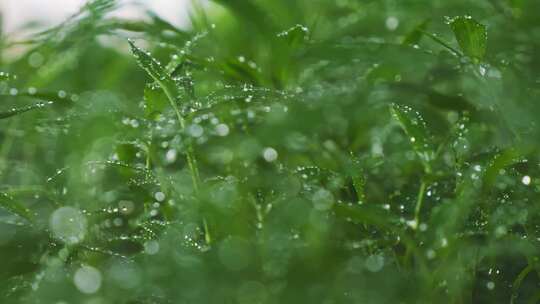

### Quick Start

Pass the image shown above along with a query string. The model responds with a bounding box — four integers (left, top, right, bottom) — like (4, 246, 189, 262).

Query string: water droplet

(385, 16, 399, 31)
(144, 240, 160, 255)
(486, 281, 495, 290)
(188, 124, 204, 137)
(74, 265, 102, 294)
(165, 149, 177, 163)
(311, 188, 334, 211)
(28, 52, 45, 68)
(49, 207, 87, 244)
(262, 147, 278, 162)
(406, 219, 418, 230)
(154, 191, 166, 202)
(479, 65, 487, 76)
(215, 124, 230, 136)
(118, 200, 134, 215)
(365, 254, 384, 272)
(521, 175, 531, 186)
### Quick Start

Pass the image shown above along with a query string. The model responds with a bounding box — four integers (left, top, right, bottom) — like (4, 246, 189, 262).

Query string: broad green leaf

(390, 103, 435, 167)
(0, 193, 33, 221)
(144, 83, 168, 119)
(448, 16, 487, 61)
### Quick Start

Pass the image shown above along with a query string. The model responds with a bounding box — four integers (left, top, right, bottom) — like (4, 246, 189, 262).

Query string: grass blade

(0, 192, 33, 221)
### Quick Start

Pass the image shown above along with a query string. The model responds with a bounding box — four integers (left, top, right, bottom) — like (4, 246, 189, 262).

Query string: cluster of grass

(1, 0, 540, 303)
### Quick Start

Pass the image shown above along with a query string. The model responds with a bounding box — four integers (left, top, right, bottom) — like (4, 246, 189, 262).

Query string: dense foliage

(1, 0, 540, 303)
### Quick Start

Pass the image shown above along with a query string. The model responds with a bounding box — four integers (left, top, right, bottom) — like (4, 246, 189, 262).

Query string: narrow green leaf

(448, 16, 487, 61)
(128, 39, 191, 126)
(402, 19, 430, 45)
(0, 102, 52, 119)
(0, 89, 76, 105)
(349, 154, 366, 203)
(277, 24, 310, 47)
(421, 30, 463, 57)
(128, 39, 179, 102)
(390, 103, 435, 167)
(0, 193, 33, 221)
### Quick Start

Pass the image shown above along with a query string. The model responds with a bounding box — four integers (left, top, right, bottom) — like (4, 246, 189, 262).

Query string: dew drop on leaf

(49, 206, 87, 245)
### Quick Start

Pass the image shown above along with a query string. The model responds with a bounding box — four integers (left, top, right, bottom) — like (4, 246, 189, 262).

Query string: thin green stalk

(414, 179, 427, 226)
(159, 78, 201, 193)
(511, 264, 534, 304)
(159, 78, 210, 244)
(0, 118, 18, 175)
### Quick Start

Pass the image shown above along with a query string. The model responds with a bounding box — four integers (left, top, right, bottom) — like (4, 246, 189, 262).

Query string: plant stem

(414, 179, 427, 226)
(160, 81, 201, 193)
(511, 264, 534, 304)
(159, 79, 210, 244)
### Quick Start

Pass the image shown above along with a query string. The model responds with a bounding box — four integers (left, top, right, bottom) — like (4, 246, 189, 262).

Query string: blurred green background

(1, 0, 540, 303)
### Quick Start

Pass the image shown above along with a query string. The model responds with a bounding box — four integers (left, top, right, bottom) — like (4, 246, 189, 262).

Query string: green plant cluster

(1, 0, 540, 303)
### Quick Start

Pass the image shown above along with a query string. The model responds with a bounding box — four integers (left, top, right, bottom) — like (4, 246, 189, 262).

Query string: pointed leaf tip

(390, 103, 435, 166)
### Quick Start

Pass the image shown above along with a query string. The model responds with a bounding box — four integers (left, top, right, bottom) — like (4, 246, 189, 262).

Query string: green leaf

(0, 88, 75, 119)
(277, 24, 310, 47)
(144, 83, 168, 119)
(390, 103, 435, 167)
(128, 39, 186, 124)
(448, 16, 487, 60)
(0, 193, 33, 221)
(128, 39, 179, 102)
(402, 19, 430, 45)
(0, 102, 52, 119)
(482, 148, 521, 190)
(349, 154, 366, 203)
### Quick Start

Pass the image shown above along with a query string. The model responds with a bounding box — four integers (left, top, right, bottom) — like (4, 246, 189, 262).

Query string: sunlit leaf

(448, 16, 487, 60)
